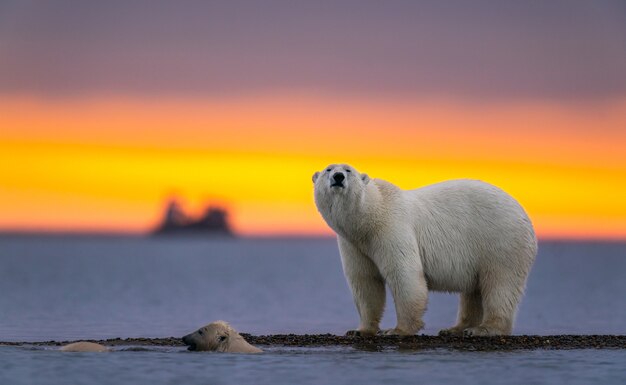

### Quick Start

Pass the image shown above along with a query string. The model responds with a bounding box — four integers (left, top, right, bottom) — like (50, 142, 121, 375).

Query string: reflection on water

(1, 345, 625, 385)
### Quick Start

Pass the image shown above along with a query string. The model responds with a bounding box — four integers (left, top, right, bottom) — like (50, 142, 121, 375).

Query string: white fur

(60, 341, 109, 352)
(313, 164, 537, 336)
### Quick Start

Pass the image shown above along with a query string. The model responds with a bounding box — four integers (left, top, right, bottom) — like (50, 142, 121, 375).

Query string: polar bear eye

(326, 168, 331, 172)
(218, 336, 227, 342)
(346, 169, 351, 173)
(198, 330, 203, 335)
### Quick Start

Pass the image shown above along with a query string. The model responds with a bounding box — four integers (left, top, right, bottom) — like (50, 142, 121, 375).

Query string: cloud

(1, 0, 625, 100)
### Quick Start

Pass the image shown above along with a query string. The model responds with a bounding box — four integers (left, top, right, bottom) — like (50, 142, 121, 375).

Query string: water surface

(1, 346, 624, 385)
(0, 236, 625, 384)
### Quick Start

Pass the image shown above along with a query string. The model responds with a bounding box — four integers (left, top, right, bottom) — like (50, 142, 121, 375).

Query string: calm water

(1, 236, 625, 384)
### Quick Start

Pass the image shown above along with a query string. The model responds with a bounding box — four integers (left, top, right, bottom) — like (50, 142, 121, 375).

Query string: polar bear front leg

(338, 237, 386, 336)
(378, 246, 428, 336)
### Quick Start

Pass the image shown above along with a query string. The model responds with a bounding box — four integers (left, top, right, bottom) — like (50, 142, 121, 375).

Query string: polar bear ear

(312, 171, 320, 183)
(361, 174, 370, 184)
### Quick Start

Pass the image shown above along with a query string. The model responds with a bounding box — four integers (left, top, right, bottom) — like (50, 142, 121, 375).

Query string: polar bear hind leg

(463, 270, 525, 336)
(439, 291, 483, 336)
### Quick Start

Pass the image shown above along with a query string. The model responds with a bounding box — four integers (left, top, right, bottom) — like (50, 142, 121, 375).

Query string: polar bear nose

(333, 173, 345, 183)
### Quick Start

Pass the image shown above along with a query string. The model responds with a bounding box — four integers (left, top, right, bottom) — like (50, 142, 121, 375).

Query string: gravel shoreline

(2, 335, 625, 351)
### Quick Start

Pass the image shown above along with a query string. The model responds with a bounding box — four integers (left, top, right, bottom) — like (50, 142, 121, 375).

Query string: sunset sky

(1, 1, 625, 238)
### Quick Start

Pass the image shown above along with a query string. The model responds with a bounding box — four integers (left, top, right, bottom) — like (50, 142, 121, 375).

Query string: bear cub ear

(361, 174, 370, 184)
(312, 171, 320, 183)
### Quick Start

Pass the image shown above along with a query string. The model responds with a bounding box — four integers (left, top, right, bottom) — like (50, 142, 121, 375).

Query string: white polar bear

(313, 164, 537, 336)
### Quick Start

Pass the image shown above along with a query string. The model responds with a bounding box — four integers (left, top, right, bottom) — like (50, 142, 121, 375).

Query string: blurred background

(1, 0, 624, 239)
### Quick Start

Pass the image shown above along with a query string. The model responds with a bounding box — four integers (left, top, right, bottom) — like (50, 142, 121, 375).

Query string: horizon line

(1, 230, 625, 243)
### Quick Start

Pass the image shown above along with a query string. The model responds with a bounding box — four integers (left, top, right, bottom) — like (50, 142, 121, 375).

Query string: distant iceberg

(152, 199, 234, 236)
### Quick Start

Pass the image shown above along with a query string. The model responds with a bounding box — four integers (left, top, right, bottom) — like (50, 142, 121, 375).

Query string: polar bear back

(402, 179, 536, 293)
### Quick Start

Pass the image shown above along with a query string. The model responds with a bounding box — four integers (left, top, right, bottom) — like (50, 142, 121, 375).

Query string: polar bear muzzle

(331, 172, 346, 188)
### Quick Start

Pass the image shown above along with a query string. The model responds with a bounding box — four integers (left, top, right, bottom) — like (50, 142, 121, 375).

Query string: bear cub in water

(182, 321, 262, 353)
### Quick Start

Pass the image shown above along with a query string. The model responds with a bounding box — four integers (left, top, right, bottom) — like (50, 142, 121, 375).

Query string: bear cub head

(182, 321, 262, 353)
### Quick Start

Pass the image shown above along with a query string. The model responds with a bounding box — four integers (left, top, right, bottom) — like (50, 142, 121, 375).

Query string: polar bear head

(182, 321, 262, 353)
(312, 164, 373, 236)
(312, 163, 369, 196)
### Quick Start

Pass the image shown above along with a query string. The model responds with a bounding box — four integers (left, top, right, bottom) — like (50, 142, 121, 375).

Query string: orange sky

(1, 95, 625, 239)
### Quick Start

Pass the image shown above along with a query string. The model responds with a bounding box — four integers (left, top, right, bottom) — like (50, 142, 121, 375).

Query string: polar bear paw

(463, 326, 502, 337)
(346, 329, 378, 337)
(378, 328, 414, 336)
(438, 326, 465, 336)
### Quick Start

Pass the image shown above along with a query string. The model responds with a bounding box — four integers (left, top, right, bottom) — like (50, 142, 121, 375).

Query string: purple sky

(1, 0, 625, 100)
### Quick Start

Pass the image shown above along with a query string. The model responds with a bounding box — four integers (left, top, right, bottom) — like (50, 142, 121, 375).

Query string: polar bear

(60, 341, 109, 352)
(182, 321, 262, 353)
(313, 164, 537, 337)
